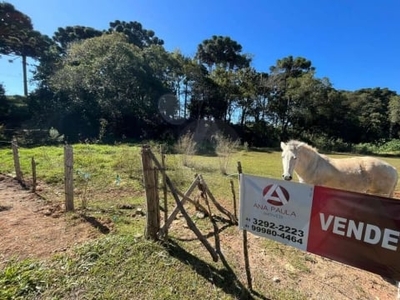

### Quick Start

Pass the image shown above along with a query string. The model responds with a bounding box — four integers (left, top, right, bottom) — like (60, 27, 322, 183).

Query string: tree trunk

(184, 82, 188, 119)
(240, 107, 247, 126)
(22, 55, 28, 96)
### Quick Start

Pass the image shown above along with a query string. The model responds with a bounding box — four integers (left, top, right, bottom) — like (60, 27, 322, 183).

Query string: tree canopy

(45, 33, 168, 140)
(1, 2, 399, 148)
(0, 2, 52, 95)
(108, 20, 164, 49)
(53, 25, 104, 51)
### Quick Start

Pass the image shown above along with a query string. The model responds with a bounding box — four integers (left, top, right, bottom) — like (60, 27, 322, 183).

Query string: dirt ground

(0, 173, 399, 299)
(0, 174, 107, 265)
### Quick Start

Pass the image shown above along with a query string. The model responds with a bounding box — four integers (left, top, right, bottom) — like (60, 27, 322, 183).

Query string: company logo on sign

(263, 184, 290, 206)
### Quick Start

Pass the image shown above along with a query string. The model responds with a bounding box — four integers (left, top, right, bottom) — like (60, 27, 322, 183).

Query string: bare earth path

(0, 174, 101, 266)
(0, 173, 399, 299)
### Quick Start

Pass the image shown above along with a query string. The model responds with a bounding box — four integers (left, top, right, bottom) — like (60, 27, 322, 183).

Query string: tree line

(1, 2, 400, 148)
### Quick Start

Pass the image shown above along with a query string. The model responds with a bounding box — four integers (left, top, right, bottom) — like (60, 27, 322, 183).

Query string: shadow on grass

(174, 217, 234, 242)
(165, 217, 269, 300)
(79, 214, 111, 234)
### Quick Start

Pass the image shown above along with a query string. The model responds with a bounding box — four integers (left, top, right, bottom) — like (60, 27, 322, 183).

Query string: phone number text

(250, 218, 304, 244)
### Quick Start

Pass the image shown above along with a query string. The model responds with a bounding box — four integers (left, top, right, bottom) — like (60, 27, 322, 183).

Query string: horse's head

(280, 141, 301, 181)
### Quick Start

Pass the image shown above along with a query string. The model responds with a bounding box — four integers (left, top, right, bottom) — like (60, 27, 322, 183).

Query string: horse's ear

(280, 142, 286, 150)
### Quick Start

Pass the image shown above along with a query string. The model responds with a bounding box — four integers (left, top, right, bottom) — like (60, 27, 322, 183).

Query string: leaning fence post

(11, 137, 23, 184)
(64, 144, 74, 212)
(141, 145, 160, 240)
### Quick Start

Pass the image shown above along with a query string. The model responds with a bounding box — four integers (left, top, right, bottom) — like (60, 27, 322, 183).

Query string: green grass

(1, 143, 399, 299)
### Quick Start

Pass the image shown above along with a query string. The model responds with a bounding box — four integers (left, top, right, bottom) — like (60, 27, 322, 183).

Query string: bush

(175, 132, 197, 166)
(351, 143, 375, 154)
(212, 132, 239, 175)
(304, 134, 351, 153)
(377, 139, 400, 154)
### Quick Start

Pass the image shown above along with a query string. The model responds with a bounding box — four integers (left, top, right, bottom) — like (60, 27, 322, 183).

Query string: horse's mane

(287, 140, 330, 161)
(287, 140, 318, 153)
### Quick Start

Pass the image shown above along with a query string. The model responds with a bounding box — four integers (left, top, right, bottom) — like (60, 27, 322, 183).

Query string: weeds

(0, 259, 49, 299)
(175, 132, 197, 166)
(213, 133, 240, 175)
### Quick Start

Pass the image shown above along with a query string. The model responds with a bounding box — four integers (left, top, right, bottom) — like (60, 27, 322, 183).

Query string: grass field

(1, 143, 399, 299)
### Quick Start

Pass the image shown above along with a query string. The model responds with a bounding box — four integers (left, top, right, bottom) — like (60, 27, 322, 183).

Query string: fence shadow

(79, 213, 111, 234)
(165, 239, 269, 300)
(174, 220, 234, 242)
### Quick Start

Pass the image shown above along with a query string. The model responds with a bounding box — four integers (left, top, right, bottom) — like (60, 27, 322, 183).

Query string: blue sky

(1, 0, 400, 95)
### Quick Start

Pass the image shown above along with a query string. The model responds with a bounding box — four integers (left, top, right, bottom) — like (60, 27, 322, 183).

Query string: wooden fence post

(230, 179, 238, 220)
(11, 137, 23, 184)
(238, 161, 253, 291)
(160, 145, 168, 240)
(64, 144, 74, 212)
(141, 145, 160, 240)
(31, 157, 37, 193)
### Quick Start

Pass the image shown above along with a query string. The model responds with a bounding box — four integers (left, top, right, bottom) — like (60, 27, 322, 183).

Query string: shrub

(212, 132, 239, 175)
(377, 139, 400, 154)
(351, 143, 377, 154)
(175, 132, 197, 166)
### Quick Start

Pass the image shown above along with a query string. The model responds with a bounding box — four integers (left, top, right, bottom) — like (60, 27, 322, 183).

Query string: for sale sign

(239, 174, 400, 280)
(239, 175, 314, 251)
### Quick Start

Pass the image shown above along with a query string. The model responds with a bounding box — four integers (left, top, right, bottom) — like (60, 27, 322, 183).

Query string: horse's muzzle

(282, 175, 292, 181)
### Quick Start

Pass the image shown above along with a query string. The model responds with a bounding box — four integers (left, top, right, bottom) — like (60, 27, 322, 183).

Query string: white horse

(280, 140, 398, 198)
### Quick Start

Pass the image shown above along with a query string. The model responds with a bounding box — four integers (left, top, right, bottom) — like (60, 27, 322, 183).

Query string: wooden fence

(10, 138, 75, 212)
(9, 140, 253, 291)
(141, 145, 238, 262)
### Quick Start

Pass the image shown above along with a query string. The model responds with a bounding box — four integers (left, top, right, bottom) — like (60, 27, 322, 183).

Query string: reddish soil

(0, 173, 399, 299)
(0, 174, 108, 266)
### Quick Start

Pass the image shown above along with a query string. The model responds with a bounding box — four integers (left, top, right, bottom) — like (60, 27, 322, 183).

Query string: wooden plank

(11, 138, 23, 184)
(64, 145, 74, 212)
(31, 157, 37, 193)
(141, 145, 160, 240)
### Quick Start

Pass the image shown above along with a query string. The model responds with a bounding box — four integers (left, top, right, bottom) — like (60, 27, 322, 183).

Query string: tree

(234, 67, 261, 125)
(0, 2, 32, 55)
(33, 26, 102, 91)
(196, 35, 250, 71)
(269, 56, 314, 77)
(344, 88, 396, 143)
(0, 2, 52, 95)
(210, 67, 240, 122)
(53, 25, 104, 51)
(187, 71, 226, 121)
(178, 57, 209, 120)
(389, 94, 400, 138)
(284, 74, 351, 139)
(193, 36, 251, 125)
(49, 33, 168, 140)
(0, 83, 9, 122)
(267, 56, 315, 139)
(108, 20, 164, 49)
(167, 50, 192, 120)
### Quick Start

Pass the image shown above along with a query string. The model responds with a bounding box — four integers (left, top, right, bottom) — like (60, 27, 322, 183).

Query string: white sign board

(239, 174, 314, 251)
